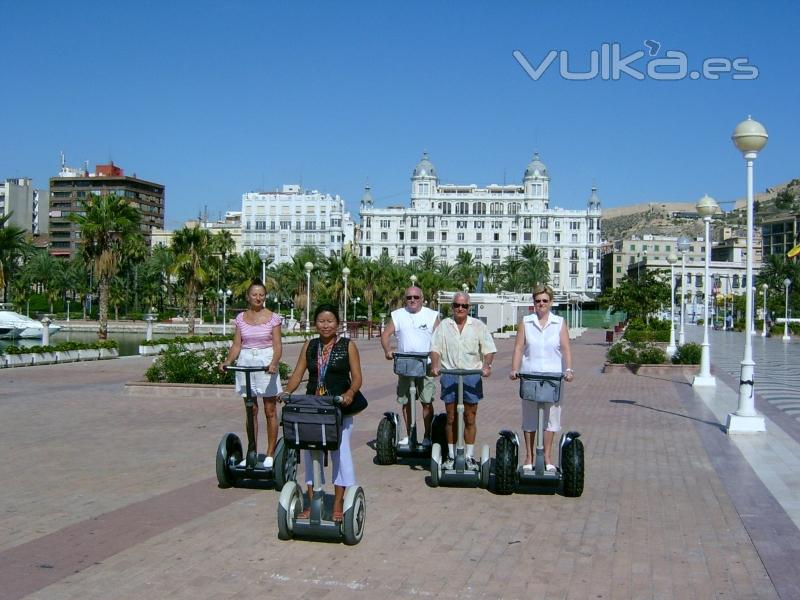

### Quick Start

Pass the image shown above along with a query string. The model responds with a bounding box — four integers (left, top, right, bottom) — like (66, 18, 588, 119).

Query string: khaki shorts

(397, 374, 436, 405)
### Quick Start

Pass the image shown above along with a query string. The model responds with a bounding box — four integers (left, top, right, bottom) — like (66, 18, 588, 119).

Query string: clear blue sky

(2, 1, 797, 229)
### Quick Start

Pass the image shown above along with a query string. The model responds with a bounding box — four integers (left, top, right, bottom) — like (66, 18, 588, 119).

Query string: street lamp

(198, 294, 204, 324)
(783, 278, 792, 341)
(666, 253, 678, 357)
(218, 288, 232, 335)
(351, 296, 360, 321)
(342, 267, 350, 337)
(728, 115, 768, 433)
(761, 283, 769, 337)
(751, 286, 757, 335)
(677, 235, 691, 346)
(410, 274, 418, 286)
(259, 247, 269, 283)
(304, 262, 314, 334)
(693, 194, 718, 387)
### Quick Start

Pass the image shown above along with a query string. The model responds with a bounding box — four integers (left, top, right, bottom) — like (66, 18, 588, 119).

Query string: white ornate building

(357, 153, 603, 296)
(241, 185, 355, 263)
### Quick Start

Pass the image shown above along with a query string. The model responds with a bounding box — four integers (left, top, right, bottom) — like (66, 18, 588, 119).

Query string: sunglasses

(534, 298, 550, 304)
(452, 302, 470, 309)
(406, 295, 421, 300)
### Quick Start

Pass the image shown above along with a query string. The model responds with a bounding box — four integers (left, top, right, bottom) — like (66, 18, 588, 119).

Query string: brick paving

(0, 331, 792, 599)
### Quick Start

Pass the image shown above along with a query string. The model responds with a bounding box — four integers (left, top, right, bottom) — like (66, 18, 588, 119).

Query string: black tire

(431, 412, 448, 460)
(273, 438, 298, 492)
(494, 436, 517, 495)
(216, 433, 242, 488)
(375, 417, 397, 465)
(277, 483, 301, 541)
(343, 487, 366, 545)
(561, 437, 584, 498)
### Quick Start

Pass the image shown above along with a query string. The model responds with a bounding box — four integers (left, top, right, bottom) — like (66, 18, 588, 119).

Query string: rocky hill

(601, 179, 799, 241)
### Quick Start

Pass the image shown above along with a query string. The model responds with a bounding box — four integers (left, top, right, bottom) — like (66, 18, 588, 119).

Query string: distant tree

(775, 189, 796, 212)
(170, 226, 214, 334)
(597, 269, 670, 323)
(0, 213, 30, 303)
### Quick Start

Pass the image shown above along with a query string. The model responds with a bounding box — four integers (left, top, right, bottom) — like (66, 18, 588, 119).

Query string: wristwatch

(565, 368, 574, 374)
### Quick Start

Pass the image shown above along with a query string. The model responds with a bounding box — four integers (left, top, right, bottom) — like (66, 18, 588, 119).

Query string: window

(427, 231, 435, 241)
(475, 248, 482, 258)
(295, 221, 302, 230)
(380, 219, 390, 228)
(571, 234, 578, 243)
(492, 221, 503, 229)
(440, 247, 447, 257)
(493, 233, 500, 241)
(255, 220, 266, 231)
(381, 232, 388, 241)
(474, 221, 484, 229)
(440, 203, 451, 215)
(570, 277, 578, 289)
(554, 263, 561, 273)
(571, 250, 578, 259)
(411, 217, 418, 227)
(490, 202, 503, 215)
(540, 218, 549, 229)
(458, 232, 465, 241)
(280, 220, 291, 230)
(410, 246, 418, 257)
(554, 249, 561, 258)
(410, 231, 418, 241)
(399, 231, 405, 241)
(509, 203, 521, 215)
(523, 217, 532, 228)
(456, 202, 469, 215)
(510, 232, 517, 242)
(588, 249, 594, 259)
(473, 202, 486, 215)
(569, 221, 581, 230)
(555, 233, 561, 243)
(427, 216, 435, 227)
(492, 248, 500, 258)
(457, 220, 467, 229)
(440, 232, 447, 241)
(523, 232, 531, 241)
(539, 232, 548, 243)
(616, 255, 621, 262)
(570, 262, 578, 275)
(476, 232, 482, 242)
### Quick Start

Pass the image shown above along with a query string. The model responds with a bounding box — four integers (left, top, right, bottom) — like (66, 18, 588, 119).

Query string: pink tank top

(235, 312, 281, 349)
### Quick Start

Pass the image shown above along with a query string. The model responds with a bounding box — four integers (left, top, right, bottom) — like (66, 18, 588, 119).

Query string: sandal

(545, 464, 556, 473)
(333, 510, 344, 523)
(297, 507, 311, 519)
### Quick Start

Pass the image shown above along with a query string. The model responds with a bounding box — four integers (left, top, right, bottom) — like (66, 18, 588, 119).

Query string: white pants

(522, 400, 562, 433)
(235, 347, 282, 397)
(304, 416, 356, 487)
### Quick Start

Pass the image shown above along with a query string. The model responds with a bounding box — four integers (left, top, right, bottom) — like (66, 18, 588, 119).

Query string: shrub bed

(3, 340, 118, 355)
(145, 344, 292, 384)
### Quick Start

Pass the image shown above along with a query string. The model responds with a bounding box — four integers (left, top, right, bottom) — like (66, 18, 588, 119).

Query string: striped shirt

(235, 311, 281, 349)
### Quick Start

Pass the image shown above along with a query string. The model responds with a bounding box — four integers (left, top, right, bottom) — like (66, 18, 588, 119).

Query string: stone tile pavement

(0, 330, 797, 599)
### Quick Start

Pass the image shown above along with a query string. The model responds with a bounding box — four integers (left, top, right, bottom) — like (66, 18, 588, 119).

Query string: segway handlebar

(279, 393, 343, 406)
(392, 351, 430, 359)
(223, 365, 270, 373)
(518, 372, 564, 382)
(439, 368, 483, 377)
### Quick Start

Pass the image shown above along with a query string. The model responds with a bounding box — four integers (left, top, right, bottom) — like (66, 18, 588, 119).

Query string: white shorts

(522, 400, 561, 433)
(235, 347, 282, 397)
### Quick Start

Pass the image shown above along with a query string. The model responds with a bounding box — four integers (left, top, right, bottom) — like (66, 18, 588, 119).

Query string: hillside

(602, 179, 799, 241)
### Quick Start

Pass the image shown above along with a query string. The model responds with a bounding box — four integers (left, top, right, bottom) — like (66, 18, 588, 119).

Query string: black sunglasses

(406, 295, 421, 300)
(452, 302, 470, 309)
(534, 298, 550, 304)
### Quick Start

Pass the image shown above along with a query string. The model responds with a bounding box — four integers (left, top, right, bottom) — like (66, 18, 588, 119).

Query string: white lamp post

(761, 283, 769, 337)
(198, 294, 204, 323)
(304, 262, 314, 334)
(410, 274, 418, 286)
(693, 194, 718, 387)
(666, 253, 678, 357)
(342, 267, 350, 337)
(218, 288, 232, 335)
(351, 296, 360, 323)
(259, 248, 269, 283)
(783, 278, 792, 341)
(751, 286, 757, 334)
(728, 115, 768, 434)
(677, 236, 691, 346)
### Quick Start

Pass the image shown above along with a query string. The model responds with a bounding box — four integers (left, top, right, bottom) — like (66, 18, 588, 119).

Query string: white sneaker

(398, 436, 409, 446)
(421, 437, 432, 448)
(466, 456, 480, 470)
(442, 458, 454, 470)
(237, 459, 247, 467)
(262, 456, 274, 468)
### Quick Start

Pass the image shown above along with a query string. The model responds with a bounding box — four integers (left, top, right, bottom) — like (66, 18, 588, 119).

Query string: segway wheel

(277, 481, 301, 541)
(479, 444, 491, 489)
(216, 433, 242, 488)
(273, 437, 298, 492)
(342, 487, 366, 545)
(561, 435, 585, 498)
(431, 412, 449, 460)
(430, 443, 442, 487)
(375, 416, 397, 465)
(494, 436, 516, 495)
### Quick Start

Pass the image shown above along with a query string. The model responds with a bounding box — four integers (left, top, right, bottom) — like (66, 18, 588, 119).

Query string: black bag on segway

(519, 372, 563, 403)
(281, 395, 342, 451)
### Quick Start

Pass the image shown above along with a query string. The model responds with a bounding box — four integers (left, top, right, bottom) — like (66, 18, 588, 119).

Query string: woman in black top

(283, 304, 363, 523)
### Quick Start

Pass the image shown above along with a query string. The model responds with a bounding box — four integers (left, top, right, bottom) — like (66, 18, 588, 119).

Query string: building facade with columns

(240, 185, 355, 263)
(357, 153, 603, 296)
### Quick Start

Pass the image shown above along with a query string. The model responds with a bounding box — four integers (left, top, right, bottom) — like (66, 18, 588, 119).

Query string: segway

(429, 368, 491, 488)
(215, 365, 297, 491)
(376, 351, 447, 464)
(494, 372, 584, 497)
(276, 393, 366, 545)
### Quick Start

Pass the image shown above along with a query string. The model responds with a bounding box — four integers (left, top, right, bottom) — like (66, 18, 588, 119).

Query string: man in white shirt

(431, 292, 496, 469)
(381, 286, 440, 446)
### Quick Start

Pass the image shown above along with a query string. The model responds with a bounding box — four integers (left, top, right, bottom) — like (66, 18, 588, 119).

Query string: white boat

(0, 311, 62, 339)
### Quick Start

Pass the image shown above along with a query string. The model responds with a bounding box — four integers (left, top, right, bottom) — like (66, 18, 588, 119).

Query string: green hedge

(140, 333, 233, 346)
(3, 340, 117, 355)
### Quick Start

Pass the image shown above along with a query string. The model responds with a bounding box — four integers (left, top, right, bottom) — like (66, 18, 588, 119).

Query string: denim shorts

(440, 373, 483, 404)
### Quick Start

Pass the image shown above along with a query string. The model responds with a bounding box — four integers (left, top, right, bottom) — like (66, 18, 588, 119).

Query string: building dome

(361, 183, 373, 205)
(523, 152, 548, 179)
(412, 151, 437, 178)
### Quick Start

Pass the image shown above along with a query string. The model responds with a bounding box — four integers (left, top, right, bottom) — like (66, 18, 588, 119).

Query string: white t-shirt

(391, 306, 438, 353)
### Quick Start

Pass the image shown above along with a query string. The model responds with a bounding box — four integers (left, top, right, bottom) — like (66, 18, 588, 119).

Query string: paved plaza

(1, 328, 799, 599)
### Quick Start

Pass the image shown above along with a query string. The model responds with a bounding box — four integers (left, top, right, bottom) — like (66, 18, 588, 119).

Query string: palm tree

(500, 255, 525, 292)
(170, 226, 214, 334)
(71, 194, 142, 339)
(453, 249, 479, 290)
(228, 249, 272, 298)
(519, 244, 550, 289)
(415, 247, 439, 272)
(25, 250, 63, 313)
(0, 213, 30, 303)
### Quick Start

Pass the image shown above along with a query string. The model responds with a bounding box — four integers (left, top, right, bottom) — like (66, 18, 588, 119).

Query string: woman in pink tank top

(220, 278, 283, 468)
